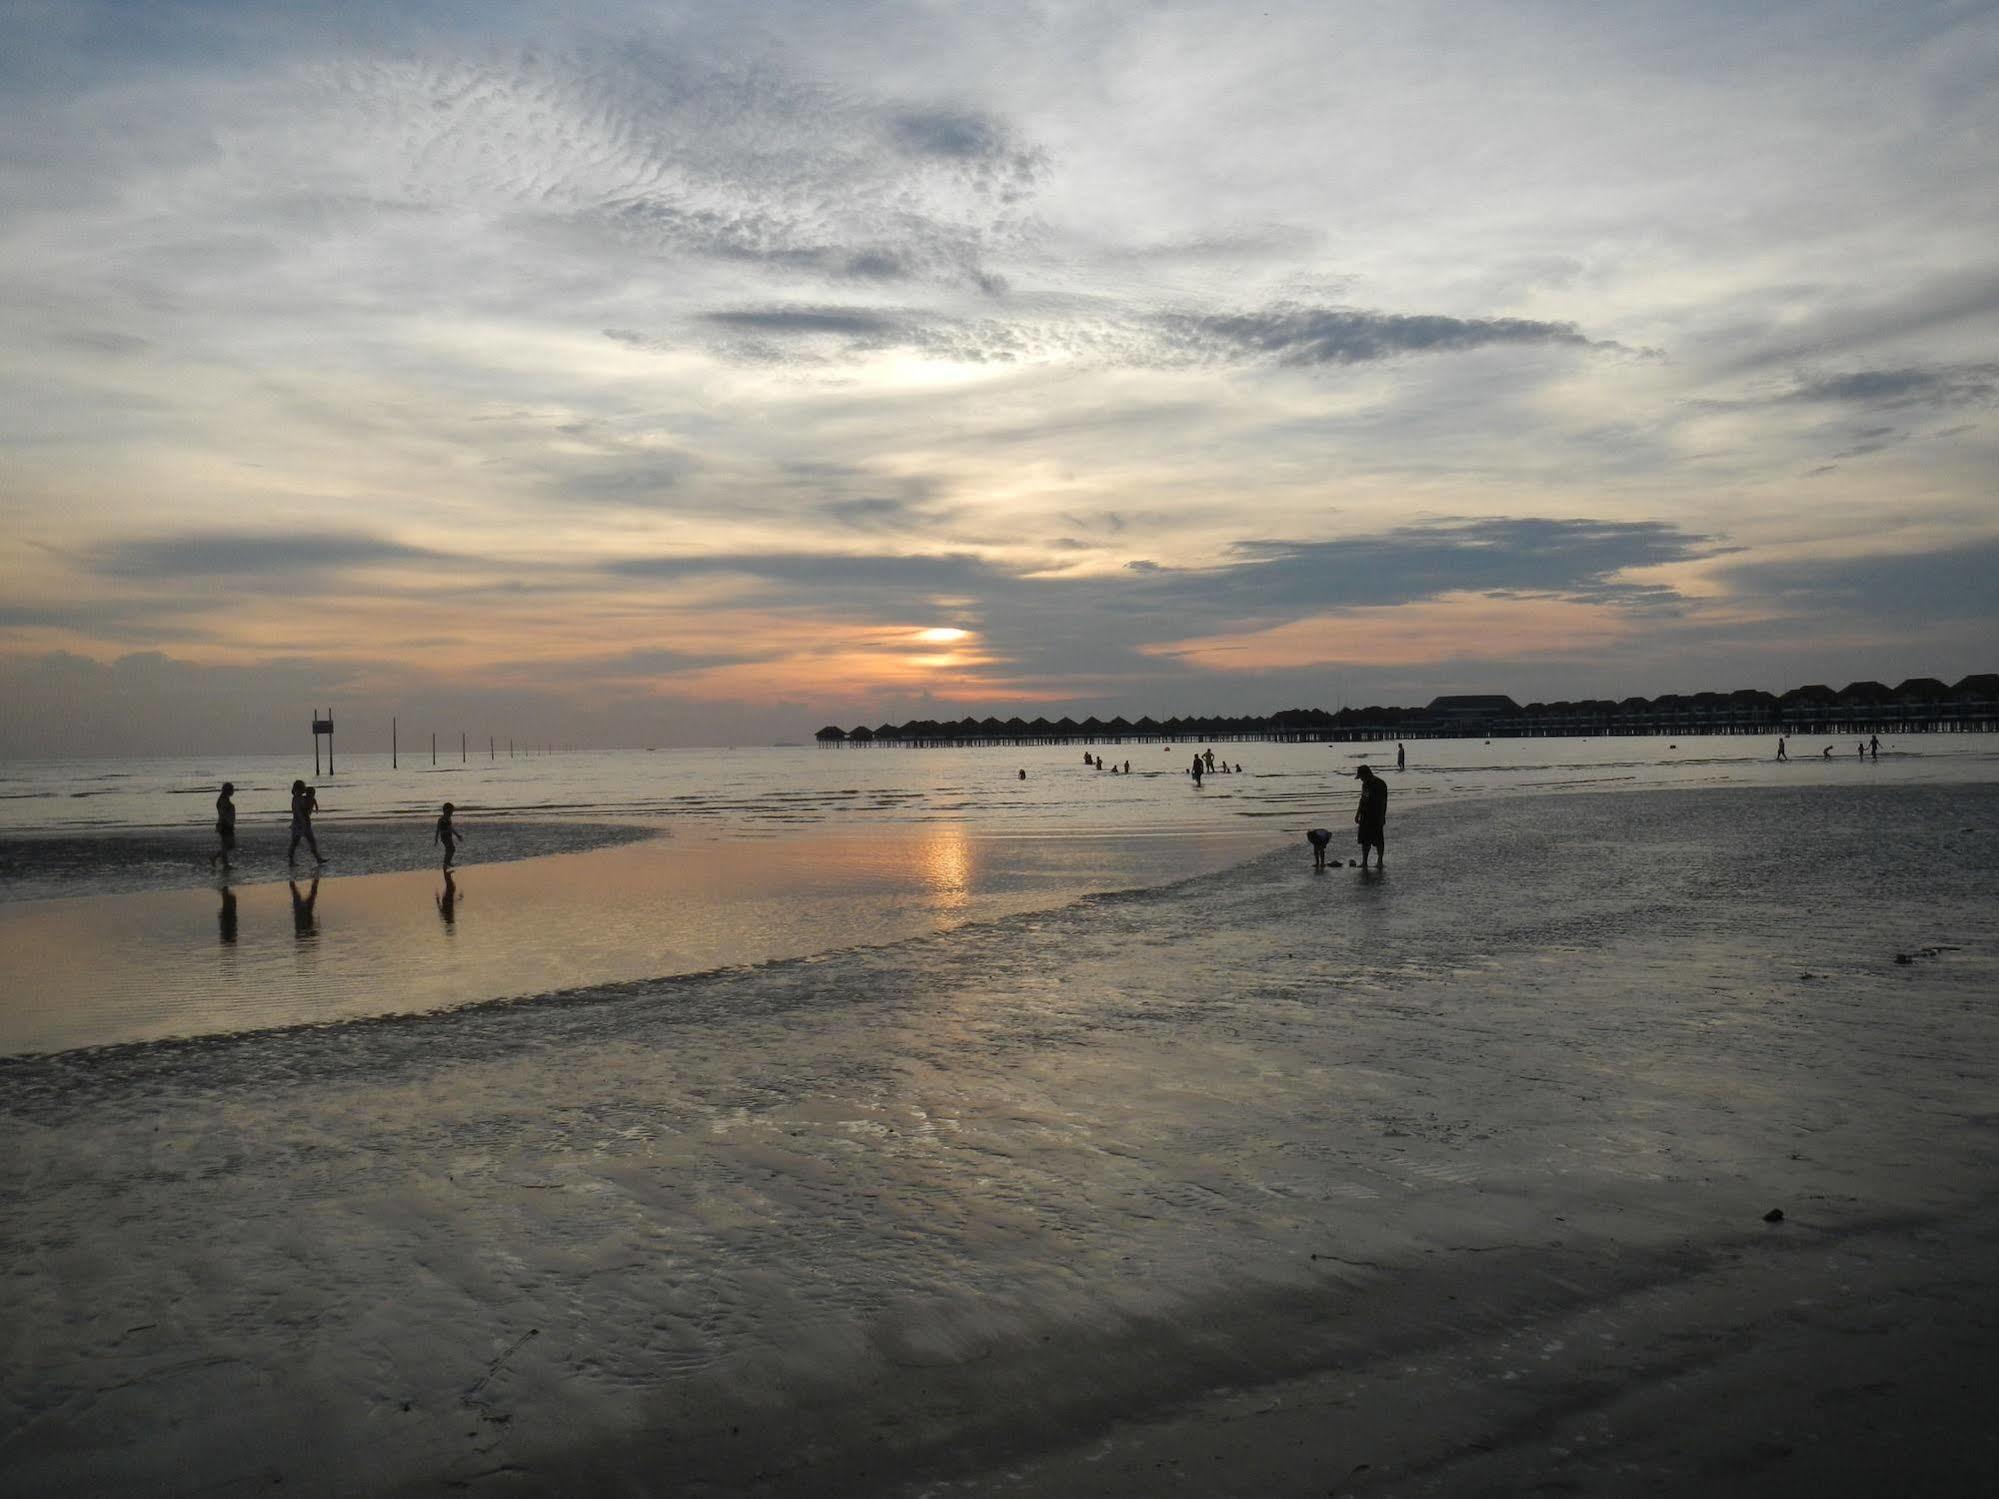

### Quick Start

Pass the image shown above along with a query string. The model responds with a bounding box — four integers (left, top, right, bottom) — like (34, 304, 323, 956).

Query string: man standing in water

(1355, 764, 1387, 870)
(208, 782, 236, 871)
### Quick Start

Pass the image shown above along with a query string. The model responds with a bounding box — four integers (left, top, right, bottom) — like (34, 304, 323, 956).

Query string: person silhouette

(288, 780, 325, 865)
(1777, 736, 1788, 761)
(434, 802, 463, 869)
(1191, 754, 1203, 785)
(1354, 764, 1388, 870)
(289, 876, 319, 939)
(1869, 735, 1880, 759)
(1018, 768, 1026, 780)
(1397, 742, 1406, 771)
(208, 782, 236, 871)
(1306, 827, 1331, 870)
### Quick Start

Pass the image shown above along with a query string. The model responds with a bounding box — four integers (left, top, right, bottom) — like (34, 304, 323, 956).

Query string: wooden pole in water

(489, 736, 495, 760)
(461, 731, 466, 763)
(313, 708, 321, 777)
(392, 716, 398, 769)
(431, 732, 436, 766)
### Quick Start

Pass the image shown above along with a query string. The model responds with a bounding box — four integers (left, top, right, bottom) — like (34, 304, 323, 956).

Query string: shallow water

(0, 824, 1261, 1054)
(4, 733, 1993, 840)
(3, 735, 1995, 1054)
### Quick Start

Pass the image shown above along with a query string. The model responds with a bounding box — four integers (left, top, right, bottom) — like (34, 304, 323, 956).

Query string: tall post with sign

(312, 710, 335, 776)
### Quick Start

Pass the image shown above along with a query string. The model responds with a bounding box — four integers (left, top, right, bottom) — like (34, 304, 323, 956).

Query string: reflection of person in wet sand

(289, 876, 320, 939)
(434, 802, 463, 869)
(1354, 764, 1387, 871)
(288, 780, 326, 865)
(218, 886, 238, 945)
(436, 869, 458, 927)
(209, 782, 236, 871)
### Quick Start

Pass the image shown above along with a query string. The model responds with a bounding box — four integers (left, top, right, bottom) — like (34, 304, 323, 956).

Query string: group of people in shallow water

(1186, 747, 1245, 784)
(205, 781, 464, 873)
(1774, 735, 1882, 762)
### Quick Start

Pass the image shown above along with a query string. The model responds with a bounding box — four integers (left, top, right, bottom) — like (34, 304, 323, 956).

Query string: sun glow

(914, 627, 971, 643)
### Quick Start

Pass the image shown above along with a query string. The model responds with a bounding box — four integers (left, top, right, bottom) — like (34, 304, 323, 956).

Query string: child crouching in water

(1306, 827, 1331, 870)
(435, 802, 464, 869)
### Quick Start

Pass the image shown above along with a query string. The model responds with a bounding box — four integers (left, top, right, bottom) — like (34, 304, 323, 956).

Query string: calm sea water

(6, 733, 1993, 838)
(2, 734, 1994, 1054)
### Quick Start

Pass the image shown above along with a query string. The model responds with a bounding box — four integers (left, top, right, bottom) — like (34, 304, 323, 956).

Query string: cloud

(606, 550, 1004, 597)
(594, 516, 1721, 696)
(820, 498, 919, 530)
(1781, 364, 1999, 410)
(1152, 305, 1603, 367)
(682, 299, 1616, 373)
(1714, 537, 1999, 621)
(1132, 518, 1718, 617)
(86, 530, 448, 580)
(704, 307, 912, 338)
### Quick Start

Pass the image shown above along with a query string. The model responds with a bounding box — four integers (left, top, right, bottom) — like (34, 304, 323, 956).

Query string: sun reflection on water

(918, 822, 973, 911)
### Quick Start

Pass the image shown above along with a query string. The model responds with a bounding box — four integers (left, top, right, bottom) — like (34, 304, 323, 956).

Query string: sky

(3, 0, 1996, 754)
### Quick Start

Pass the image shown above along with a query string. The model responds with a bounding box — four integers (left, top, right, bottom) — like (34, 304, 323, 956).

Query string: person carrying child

(434, 802, 464, 869)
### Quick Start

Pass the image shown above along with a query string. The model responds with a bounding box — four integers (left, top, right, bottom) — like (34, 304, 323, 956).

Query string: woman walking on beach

(434, 802, 463, 869)
(208, 782, 236, 871)
(288, 780, 326, 865)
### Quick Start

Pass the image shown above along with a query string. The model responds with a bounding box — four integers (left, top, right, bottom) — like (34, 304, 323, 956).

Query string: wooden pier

(816, 674, 1999, 747)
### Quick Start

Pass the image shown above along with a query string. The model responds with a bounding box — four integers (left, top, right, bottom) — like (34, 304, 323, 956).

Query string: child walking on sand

(434, 802, 463, 868)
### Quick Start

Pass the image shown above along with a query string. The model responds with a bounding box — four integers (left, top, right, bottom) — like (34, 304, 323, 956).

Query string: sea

(1, 733, 1994, 1055)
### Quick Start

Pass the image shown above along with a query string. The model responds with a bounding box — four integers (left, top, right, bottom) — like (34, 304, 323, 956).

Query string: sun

(914, 627, 971, 644)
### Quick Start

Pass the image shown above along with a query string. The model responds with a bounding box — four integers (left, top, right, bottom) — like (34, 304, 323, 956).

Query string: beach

(3, 774, 1995, 1496)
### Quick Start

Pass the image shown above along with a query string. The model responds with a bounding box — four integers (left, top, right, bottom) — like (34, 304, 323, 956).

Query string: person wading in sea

(1354, 764, 1388, 871)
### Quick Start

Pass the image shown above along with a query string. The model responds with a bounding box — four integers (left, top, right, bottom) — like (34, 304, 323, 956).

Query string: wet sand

(2, 784, 1995, 1496)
